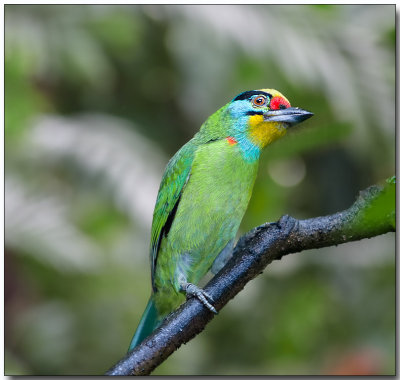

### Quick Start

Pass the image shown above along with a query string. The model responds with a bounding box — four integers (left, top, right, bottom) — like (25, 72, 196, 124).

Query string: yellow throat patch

(248, 114, 287, 148)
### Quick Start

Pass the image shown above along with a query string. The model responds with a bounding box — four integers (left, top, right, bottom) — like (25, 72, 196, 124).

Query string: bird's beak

(264, 107, 313, 127)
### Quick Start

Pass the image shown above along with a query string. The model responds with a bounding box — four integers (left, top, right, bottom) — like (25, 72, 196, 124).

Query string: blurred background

(4, 4, 395, 375)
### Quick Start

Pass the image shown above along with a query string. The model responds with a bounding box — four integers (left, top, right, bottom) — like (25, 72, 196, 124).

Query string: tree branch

(106, 178, 395, 376)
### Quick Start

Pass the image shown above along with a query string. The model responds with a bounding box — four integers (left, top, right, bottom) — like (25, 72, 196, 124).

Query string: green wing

(150, 141, 196, 290)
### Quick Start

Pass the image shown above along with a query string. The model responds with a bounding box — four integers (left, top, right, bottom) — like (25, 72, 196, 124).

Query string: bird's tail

(128, 295, 160, 352)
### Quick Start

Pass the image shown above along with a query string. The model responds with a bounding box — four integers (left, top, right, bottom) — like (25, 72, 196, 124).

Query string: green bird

(128, 89, 312, 351)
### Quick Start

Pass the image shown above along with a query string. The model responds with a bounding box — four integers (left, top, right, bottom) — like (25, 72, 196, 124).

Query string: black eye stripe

(233, 90, 272, 101)
(246, 111, 264, 116)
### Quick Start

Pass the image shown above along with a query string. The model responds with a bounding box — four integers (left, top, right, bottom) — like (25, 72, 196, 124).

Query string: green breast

(153, 138, 258, 314)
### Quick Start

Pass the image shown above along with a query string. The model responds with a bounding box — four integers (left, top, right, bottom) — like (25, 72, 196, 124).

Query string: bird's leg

(181, 283, 218, 314)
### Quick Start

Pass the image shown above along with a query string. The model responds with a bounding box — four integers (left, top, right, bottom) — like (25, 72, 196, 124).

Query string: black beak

(264, 107, 313, 127)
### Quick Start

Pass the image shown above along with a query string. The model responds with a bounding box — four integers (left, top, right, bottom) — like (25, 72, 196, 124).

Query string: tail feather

(128, 295, 159, 352)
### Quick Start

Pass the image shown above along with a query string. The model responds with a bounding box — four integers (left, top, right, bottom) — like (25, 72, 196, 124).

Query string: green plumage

(128, 296, 158, 351)
(153, 137, 258, 315)
(128, 89, 312, 351)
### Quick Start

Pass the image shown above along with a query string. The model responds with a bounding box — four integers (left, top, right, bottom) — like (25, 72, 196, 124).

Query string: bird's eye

(252, 96, 267, 107)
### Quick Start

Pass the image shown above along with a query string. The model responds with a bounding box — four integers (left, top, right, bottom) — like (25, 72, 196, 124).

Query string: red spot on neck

(270, 96, 291, 110)
(226, 136, 238, 145)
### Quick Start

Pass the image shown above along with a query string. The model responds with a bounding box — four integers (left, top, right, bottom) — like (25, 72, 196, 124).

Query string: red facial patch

(270, 96, 291, 110)
(226, 136, 238, 145)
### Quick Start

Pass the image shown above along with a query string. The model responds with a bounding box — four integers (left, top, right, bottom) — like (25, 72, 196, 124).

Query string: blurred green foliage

(5, 4, 395, 375)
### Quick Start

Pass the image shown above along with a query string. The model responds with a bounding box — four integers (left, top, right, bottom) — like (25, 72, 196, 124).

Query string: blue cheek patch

(228, 100, 252, 119)
(227, 101, 262, 163)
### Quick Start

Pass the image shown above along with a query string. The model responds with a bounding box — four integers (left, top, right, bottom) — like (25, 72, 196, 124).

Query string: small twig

(106, 181, 395, 376)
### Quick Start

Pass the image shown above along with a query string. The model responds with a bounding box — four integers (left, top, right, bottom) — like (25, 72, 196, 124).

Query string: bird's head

(227, 88, 313, 150)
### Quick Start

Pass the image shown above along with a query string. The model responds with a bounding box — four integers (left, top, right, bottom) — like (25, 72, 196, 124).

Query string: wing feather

(150, 142, 196, 289)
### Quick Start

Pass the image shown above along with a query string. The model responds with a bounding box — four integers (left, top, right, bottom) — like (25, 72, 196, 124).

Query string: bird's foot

(182, 283, 217, 314)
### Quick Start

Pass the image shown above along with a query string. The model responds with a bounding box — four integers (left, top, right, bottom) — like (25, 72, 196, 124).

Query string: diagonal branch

(106, 179, 395, 376)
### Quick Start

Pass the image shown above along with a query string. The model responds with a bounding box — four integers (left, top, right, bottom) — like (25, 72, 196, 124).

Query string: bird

(128, 89, 313, 351)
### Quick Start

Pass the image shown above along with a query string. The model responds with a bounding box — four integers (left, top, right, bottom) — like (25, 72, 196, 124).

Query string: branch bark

(106, 179, 395, 376)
